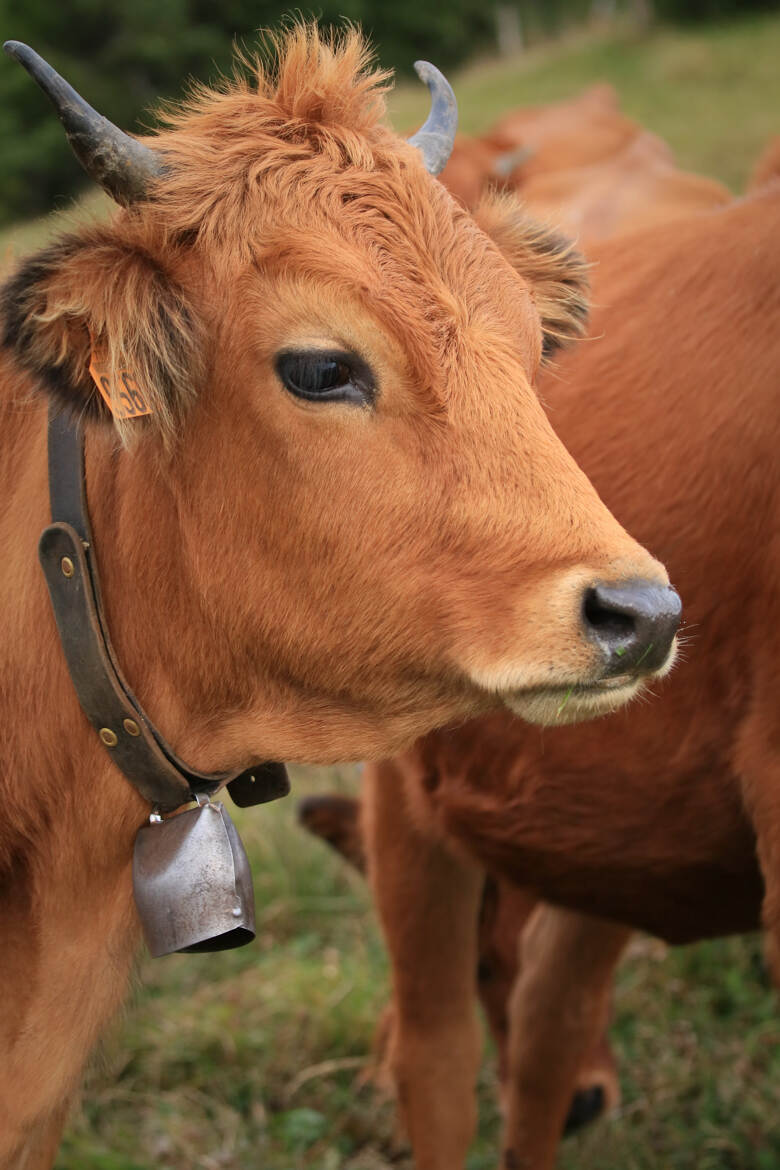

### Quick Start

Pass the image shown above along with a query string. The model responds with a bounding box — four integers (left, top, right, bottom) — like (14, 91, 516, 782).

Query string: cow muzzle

(582, 579, 682, 678)
(132, 795, 255, 957)
(488, 574, 682, 726)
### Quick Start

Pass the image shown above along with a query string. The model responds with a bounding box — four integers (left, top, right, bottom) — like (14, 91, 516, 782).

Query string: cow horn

(492, 143, 535, 179)
(3, 41, 164, 206)
(407, 61, 457, 176)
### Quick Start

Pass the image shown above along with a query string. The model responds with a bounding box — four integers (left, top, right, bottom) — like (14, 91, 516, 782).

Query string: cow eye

(275, 349, 375, 406)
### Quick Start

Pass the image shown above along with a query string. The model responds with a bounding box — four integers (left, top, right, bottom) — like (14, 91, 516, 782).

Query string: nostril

(582, 579, 682, 675)
(583, 587, 635, 643)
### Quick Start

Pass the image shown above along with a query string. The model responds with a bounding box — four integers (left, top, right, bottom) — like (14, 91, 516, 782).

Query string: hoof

(562, 1084, 605, 1135)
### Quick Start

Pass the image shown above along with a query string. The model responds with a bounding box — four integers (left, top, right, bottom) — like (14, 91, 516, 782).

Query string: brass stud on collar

(99, 727, 118, 747)
(61, 556, 74, 578)
(123, 718, 141, 737)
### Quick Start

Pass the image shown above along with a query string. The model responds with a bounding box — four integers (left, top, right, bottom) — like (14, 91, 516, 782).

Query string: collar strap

(38, 409, 289, 812)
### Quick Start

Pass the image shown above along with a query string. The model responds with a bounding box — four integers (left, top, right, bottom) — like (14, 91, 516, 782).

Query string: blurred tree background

(0, 0, 777, 225)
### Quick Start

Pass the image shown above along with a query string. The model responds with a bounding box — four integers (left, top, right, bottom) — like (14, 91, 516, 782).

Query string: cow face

(0, 29, 679, 766)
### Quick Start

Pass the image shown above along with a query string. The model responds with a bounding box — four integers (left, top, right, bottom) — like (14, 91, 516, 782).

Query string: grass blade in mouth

(635, 642, 655, 668)
(556, 686, 574, 719)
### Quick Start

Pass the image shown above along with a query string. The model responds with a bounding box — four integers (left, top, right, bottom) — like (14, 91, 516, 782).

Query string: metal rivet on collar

(123, 718, 141, 737)
(99, 727, 118, 747)
(60, 556, 74, 577)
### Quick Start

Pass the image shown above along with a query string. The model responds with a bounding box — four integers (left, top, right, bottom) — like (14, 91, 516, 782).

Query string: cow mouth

(499, 625, 679, 727)
(503, 673, 644, 726)
(585, 673, 638, 691)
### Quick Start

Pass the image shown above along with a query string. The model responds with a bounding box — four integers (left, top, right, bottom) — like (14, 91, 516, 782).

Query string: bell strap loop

(40, 407, 289, 812)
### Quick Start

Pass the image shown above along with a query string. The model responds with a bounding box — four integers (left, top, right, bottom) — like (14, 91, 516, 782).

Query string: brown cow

(438, 135, 509, 208)
(520, 131, 731, 243)
(0, 26, 681, 1167)
(438, 97, 728, 243)
(433, 86, 634, 210)
(357, 185, 779, 1170)
(437, 137, 532, 209)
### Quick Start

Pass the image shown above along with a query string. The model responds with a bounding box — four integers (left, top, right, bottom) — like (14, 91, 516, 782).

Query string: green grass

(3, 12, 777, 1167)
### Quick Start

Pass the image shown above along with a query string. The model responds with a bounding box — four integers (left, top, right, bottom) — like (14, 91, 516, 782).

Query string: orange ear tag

(88, 339, 152, 420)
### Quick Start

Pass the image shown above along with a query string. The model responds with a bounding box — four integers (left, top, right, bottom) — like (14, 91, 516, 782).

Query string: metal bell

(132, 794, 256, 957)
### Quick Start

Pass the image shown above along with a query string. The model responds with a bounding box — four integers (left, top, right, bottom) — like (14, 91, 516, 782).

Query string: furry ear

(474, 192, 589, 361)
(0, 228, 203, 439)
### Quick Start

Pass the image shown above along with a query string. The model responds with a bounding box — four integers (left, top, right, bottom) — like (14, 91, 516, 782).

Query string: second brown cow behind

(438, 84, 639, 208)
(438, 85, 731, 240)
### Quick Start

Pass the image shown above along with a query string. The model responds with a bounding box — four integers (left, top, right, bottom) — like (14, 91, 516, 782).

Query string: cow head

(1, 28, 679, 767)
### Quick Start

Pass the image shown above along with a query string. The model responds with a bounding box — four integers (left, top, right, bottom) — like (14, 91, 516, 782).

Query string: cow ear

(474, 192, 589, 362)
(0, 229, 203, 439)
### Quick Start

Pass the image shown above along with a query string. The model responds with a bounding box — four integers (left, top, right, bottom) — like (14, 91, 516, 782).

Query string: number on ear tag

(88, 340, 152, 419)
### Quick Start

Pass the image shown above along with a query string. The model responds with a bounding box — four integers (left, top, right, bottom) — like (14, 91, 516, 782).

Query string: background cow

(517, 130, 730, 242)
(436, 89, 730, 240)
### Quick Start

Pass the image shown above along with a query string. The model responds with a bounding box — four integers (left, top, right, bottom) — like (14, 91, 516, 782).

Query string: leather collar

(38, 408, 289, 811)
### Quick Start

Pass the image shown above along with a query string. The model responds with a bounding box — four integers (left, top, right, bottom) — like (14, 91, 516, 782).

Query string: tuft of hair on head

(474, 192, 590, 362)
(147, 22, 397, 258)
(260, 21, 391, 133)
(157, 21, 393, 156)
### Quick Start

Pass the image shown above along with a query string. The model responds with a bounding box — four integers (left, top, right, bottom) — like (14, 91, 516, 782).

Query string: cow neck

(38, 407, 289, 813)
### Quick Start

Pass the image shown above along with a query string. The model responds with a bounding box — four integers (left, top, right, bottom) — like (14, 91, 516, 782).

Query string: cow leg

(500, 906, 630, 1170)
(735, 695, 780, 985)
(5, 1102, 71, 1170)
(363, 760, 484, 1170)
(0, 858, 139, 1170)
(746, 820, 780, 987)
